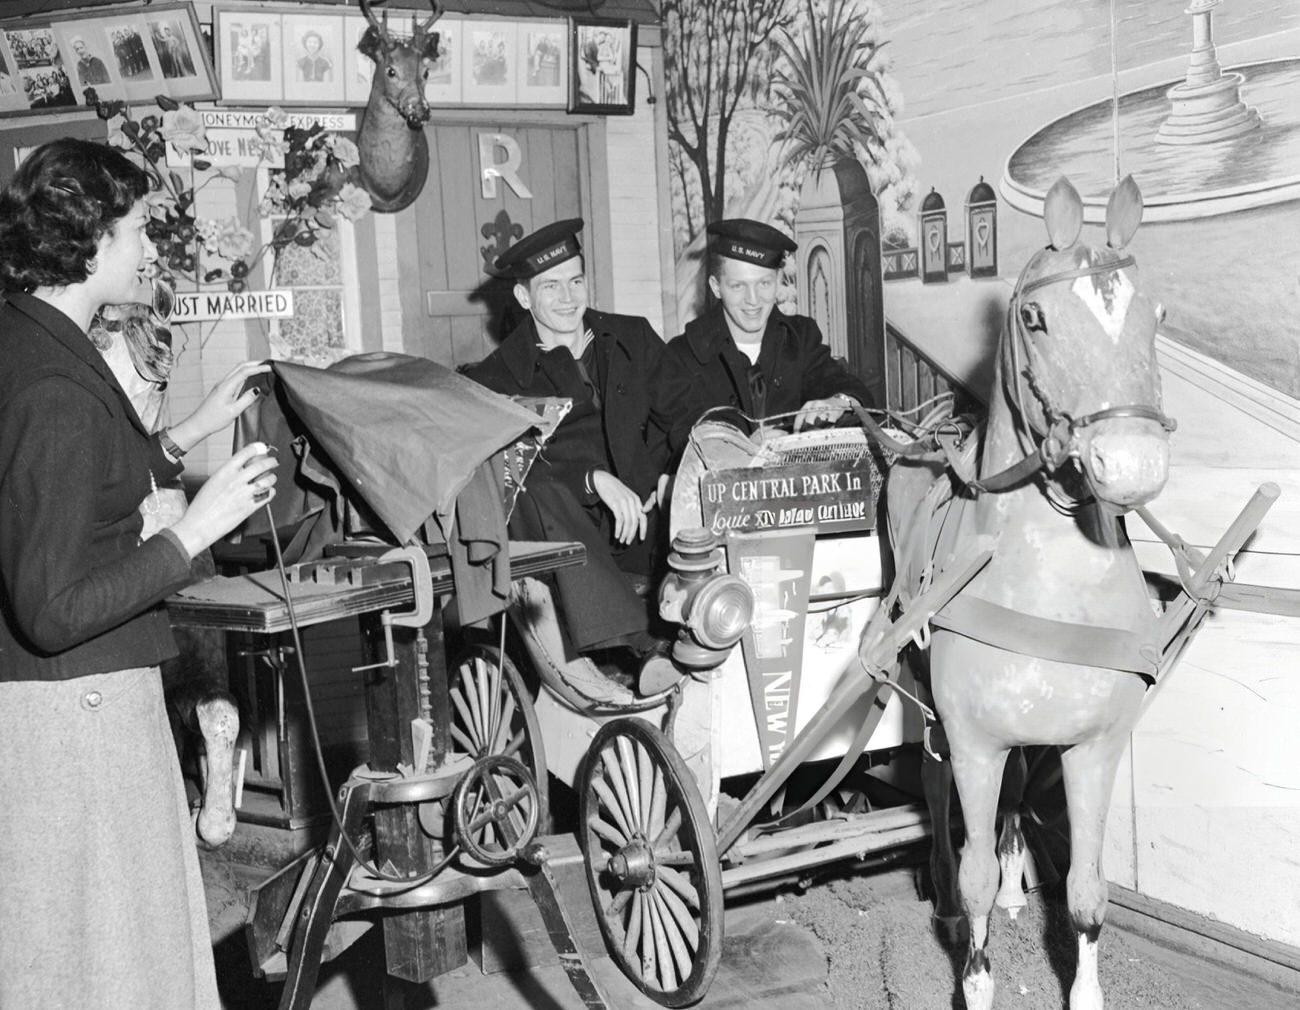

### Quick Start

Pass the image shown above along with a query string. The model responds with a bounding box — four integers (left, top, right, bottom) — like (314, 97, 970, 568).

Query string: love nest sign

(699, 460, 877, 536)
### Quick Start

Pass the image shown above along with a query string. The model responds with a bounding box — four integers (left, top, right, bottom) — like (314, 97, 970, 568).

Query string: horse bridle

(972, 253, 1177, 496)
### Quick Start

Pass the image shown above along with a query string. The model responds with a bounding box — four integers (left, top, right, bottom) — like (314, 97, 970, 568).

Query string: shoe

(637, 639, 681, 696)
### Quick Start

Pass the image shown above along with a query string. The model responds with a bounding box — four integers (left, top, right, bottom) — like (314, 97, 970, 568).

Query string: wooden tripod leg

(277, 781, 371, 1010)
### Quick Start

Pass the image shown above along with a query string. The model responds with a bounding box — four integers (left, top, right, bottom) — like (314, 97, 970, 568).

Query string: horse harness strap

(929, 595, 1159, 684)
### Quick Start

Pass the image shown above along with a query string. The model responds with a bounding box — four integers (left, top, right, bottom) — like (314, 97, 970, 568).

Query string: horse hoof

(194, 697, 239, 848)
(996, 890, 1028, 920)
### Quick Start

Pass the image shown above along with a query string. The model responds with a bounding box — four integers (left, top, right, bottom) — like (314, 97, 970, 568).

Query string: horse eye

(1020, 302, 1047, 333)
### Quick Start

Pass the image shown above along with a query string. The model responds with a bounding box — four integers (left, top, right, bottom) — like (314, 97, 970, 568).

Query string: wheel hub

(606, 837, 655, 889)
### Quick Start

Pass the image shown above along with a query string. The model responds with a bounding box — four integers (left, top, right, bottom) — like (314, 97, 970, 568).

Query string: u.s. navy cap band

(707, 218, 797, 268)
(494, 218, 584, 279)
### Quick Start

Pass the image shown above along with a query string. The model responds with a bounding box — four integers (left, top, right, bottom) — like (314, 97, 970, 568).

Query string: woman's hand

(168, 442, 279, 558)
(168, 360, 271, 452)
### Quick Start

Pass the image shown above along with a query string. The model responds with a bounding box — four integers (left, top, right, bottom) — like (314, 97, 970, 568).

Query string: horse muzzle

(1079, 423, 1170, 508)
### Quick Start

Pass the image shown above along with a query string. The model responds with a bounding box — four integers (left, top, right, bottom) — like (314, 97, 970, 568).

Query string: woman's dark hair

(0, 138, 150, 293)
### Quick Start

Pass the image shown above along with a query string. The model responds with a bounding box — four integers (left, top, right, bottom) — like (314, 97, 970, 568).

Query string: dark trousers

(508, 479, 653, 654)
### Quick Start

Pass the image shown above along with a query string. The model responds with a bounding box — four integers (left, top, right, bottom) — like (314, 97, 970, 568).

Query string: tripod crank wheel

(451, 754, 540, 866)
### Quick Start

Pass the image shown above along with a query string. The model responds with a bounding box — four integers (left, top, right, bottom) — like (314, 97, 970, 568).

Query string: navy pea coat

(663, 305, 872, 454)
(464, 309, 680, 652)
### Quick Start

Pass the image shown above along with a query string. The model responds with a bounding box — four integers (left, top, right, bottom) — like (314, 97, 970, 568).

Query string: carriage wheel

(449, 645, 549, 831)
(579, 718, 724, 1007)
(452, 754, 540, 866)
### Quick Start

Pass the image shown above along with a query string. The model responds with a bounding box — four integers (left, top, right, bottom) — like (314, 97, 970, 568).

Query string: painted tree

(662, 0, 795, 230)
(772, 0, 919, 239)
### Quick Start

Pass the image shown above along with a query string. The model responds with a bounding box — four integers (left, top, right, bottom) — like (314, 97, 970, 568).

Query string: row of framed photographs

(213, 6, 636, 114)
(0, 2, 216, 114)
(0, 2, 637, 119)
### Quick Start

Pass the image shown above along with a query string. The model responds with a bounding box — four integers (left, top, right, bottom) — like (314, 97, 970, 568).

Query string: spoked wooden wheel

(449, 644, 548, 830)
(579, 718, 724, 1007)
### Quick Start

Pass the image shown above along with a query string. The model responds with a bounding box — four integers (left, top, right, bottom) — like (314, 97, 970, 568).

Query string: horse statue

(888, 174, 1174, 1010)
(355, 0, 443, 213)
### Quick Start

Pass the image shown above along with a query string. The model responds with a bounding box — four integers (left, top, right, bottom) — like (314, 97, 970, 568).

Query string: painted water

(880, 0, 1300, 400)
(1007, 60, 1300, 203)
(885, 0, 1300, 122)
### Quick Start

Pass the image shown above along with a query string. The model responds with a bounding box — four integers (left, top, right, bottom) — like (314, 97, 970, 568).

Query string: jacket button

(730, 396, 739, 405)
(773, 377, 784, 387)
(82, 690, 103, 710)
(616, 384, 627, 394)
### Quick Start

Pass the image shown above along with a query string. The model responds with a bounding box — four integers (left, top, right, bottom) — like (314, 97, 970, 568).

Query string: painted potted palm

(770, 0, 901, 398)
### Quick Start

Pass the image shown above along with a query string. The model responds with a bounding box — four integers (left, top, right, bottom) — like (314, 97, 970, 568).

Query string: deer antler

(412, 0, 444, 41)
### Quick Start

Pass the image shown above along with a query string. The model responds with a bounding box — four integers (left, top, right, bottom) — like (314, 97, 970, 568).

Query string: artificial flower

(161, 106, 207, 154)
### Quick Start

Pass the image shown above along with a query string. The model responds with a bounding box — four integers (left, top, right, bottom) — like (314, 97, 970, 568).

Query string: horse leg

(921, 735, 963, 944)
(948, 740, 1011, 1010)
(167, 652, 241, 849)
(192, 688, 240, 848)
(1059, 735, 1129, 1010)
(995, 748, 1029, 919)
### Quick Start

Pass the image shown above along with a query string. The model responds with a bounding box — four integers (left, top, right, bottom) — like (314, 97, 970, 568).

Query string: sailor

(464, 219, 677, 678)
(664, 218, 872, 452)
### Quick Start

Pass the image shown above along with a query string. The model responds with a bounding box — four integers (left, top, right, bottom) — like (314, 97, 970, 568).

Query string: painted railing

(883, 319, 982, 417)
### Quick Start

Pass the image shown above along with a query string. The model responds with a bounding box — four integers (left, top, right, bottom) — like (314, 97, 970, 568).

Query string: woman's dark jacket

(0, 293, 193, 682)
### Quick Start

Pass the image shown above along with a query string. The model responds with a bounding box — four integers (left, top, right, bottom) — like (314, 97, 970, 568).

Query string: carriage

(168, 176, 1295, 1010)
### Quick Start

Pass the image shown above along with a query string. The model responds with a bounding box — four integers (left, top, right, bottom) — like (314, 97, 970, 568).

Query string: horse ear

(1105, 174, 1143, 249)
(1043, 177, 1083, 251)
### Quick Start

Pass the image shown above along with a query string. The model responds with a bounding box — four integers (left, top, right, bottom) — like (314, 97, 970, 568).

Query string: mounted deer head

(356, 0, 443, 213)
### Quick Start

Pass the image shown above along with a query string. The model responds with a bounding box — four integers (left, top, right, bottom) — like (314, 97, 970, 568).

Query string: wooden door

(395, 118, 593, 370)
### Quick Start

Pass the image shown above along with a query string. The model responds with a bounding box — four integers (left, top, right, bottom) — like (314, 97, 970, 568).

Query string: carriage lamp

(658, 528, 754, 671)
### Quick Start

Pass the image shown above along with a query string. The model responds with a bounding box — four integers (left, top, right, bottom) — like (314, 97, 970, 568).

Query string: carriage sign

(699, 460, 877, 536)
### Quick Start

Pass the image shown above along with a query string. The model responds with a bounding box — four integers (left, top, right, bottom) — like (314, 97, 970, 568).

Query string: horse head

(356, 0, 443, 212)
(1000, 175, 1174, 509)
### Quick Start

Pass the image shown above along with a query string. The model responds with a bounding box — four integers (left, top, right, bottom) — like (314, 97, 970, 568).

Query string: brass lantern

(918, 187, 948, 284)
(965, 176, 998, 278)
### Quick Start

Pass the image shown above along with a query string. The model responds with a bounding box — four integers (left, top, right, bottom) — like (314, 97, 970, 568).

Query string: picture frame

(422, 17, 461, 106)
(516, 19, 566, 108)
(569, 17, 636, 116)
(461, 20, 516, 106)
(213, 6, 283, 104)
(281, 14, 344, 105)
(0, 1, 216, 117)
(342, 14, 375, 106)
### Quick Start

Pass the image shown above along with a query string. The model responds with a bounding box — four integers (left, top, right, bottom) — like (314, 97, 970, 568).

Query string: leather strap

(931, 593, 1160, 683)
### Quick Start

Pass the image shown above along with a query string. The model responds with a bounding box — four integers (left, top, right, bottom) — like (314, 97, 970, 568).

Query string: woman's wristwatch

(159, 428, 187, 460)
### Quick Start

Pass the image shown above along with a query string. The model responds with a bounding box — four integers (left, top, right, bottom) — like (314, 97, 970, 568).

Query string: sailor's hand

(794, 395, 856, 431)
(592, 469, 647, 544)
(641, 472, 669, 513)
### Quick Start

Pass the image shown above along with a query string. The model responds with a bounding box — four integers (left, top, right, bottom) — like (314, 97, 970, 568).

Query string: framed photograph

(423, 17, 460, 105)
(214, 6, 283, 104)
(461, 20, 515, 106)
(569, 18, 636, 115)
(343, 14, 375, 106)
(0, 2, 215, 117)
(281, 14, 344, 104)
(517, 19, 566, 108)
